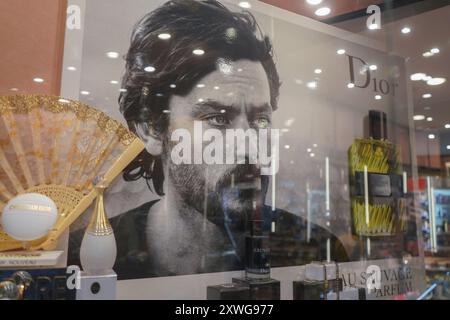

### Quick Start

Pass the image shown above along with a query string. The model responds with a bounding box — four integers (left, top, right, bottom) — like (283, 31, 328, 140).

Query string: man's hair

(119, 0, 280, 195)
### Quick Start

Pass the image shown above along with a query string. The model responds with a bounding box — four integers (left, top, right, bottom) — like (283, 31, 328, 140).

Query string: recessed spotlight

(413, 115, 425, 121)
(193, 49, 205, 55)
(307, 0, 323, 4)
(447, 145, 450, 150)
(110, 80, 119, 84)
(369, 65, 378, 71)
(347, 83, 355, 88)
(10, 88, 19, 92)
(198, 98, 204, 103)
(144, 66, 156, 72)
(106, 51, 119, 59)
(307, 148, 312, 153)
(284, 145, 290, 149)
(314, 68, 322, 74)
(238, 1, 251, 9)
(197, 83, 206, 88)
(220, 109, 226, 114)
(430, 48, 440, 54)
(401, 27, 411, 34)
(445, 124, 450, 129)
(67, 66, 77, 71)
(426, 117, 433, 122)
(410, 73, 426, 81)
(313, 144, 318, 148)
(33, 78, 44, 83)
(428, 134, 436, 140)
(119, 88, 127, 93)
(237, 68, 243, 72)
(214, 86, 220, 90)
(307, 81, 317, 89)
(423, 51, 433, 58)
(368, 23, 379, 30)
(427, 77, 446, 86)
(163, 110, 171, 114)
(58, 98, 70, 104)
(158, 33, 171, 40)
(375, 95, 382, 100)
(422, 93, 432, 99)
(337, 49, 346, 55)
(170, 84, 177, 88)
(315, 7, 331, 16)
(310, 153, 315, 157)
(80, 90, 90, 95)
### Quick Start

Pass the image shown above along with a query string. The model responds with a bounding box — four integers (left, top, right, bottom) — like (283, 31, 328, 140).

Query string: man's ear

(134, 122, 163, 156)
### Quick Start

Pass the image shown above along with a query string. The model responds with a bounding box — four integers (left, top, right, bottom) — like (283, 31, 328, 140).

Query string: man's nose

(232, 116, 258, 165)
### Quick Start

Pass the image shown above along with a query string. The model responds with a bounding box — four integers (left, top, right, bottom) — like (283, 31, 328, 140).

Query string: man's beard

(167, 161, 269, 231)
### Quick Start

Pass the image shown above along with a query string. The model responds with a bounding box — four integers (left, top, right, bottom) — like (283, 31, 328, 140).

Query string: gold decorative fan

(0, 95, 145, 251)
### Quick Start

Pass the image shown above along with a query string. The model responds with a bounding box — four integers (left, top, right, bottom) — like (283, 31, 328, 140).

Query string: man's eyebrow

(194, 99, 272, 113)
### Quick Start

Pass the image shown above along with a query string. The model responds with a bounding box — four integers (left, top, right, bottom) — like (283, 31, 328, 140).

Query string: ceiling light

(375, 95, 382, 100)
(306, 0, 322, 4)
(426, 117, 433, 122)
(10, 88, 18, 92)
(238, 1, 251, 9)
(315, 7, 331, 16)
(310, 153, 315, 157)
(284, 145, 290, 149)
(428, 134, 436, 140)
(347, 83, 355, 88)
(158, 33, 171, 40)
(307, 148, 312, 153)
(170, 84, 177, 88)
(337, 49, 346, 55)
(427, 77, 446, 86)
(446, 124, 450, 129)
(423, 51, 433, 57)
(430, 48, 440, 54)
(413, 115, 425, 121)
(193, 49, 205, 55)
(314, 68, 322, 74)
(368, 23, 379, 30)
(369, 65, 378, 71)
(119, 88, 127, 93)
(307, 81, 317, 89)
(144, 66, 156, 72)
(110, 80, 119, 84)
(197, 83, 205, 88)
(67, 66, 77, 71)
(401, 27, 411, 34)
(422, 93, 432, 99)
(220, 109, 226, 114)
(410, 73, 426, 81)
(80, 91, 90, 95)
(106, 51, 119, 59)
(33, 78, 44, 83)
(214, 86, 220, 90)
(447, 145, 450, 150)
(198, 98, 204, 103)
(313, 144, 318, 148)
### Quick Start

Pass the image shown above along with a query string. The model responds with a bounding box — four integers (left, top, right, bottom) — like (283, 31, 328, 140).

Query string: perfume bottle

(80, 181, 117, 274)
(348, 110, 407, 236)
(232, 185, 280, 300)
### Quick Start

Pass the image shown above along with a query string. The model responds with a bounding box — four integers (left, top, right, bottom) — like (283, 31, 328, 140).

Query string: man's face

(164, 59, 273, 226)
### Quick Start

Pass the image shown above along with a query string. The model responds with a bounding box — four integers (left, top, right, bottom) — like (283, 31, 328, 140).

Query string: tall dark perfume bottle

(349, 110, 407, 236)
(232, 186, 280, 300)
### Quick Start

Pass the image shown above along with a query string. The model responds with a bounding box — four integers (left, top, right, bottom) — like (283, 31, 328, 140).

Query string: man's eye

(206, 115, 230, 126)
(253, 117, 270, 129)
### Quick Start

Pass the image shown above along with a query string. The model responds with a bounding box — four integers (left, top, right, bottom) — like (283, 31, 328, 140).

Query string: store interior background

(0, 0, 449, 298)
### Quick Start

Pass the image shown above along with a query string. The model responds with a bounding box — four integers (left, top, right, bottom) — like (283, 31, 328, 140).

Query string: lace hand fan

(0, 95, 145, 251)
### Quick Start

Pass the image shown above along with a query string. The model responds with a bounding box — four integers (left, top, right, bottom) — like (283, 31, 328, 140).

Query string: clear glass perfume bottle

(349, 110, 407, 236)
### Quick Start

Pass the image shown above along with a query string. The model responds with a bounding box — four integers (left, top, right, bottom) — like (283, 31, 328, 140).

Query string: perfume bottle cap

(367, 110, 387, 140)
